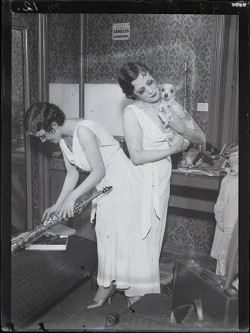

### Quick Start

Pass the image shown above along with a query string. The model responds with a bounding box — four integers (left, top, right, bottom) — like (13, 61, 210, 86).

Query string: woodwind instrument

(11, 186, 113, 256)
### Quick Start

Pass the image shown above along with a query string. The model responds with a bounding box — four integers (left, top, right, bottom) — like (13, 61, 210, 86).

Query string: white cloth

(124, 104, 172, 297)
(210, 174, 238, 277)
(59, 120, 131, 289)
(132, 105, 172, 239)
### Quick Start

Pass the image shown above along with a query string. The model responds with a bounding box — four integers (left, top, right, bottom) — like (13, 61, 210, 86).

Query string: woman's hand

(42, 205, 58, 222)
(57, 193, 77, 220)
(167, 106, 206, 145)
(171, 133, 190, 154)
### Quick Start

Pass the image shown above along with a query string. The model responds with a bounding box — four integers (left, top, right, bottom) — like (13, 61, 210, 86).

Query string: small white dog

(158, 83, 186, 125)
(158, 83, 191, 146)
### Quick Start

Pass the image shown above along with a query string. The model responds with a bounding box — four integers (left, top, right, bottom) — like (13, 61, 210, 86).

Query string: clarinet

(11, 186, 112, 256)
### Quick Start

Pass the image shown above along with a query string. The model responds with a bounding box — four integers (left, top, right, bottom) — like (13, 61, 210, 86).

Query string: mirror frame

(12, 16, 33, 230)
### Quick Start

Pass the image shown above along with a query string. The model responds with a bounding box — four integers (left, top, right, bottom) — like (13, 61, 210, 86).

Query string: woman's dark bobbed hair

(117, 62, 150, 100)
(24, 101, 65, 134)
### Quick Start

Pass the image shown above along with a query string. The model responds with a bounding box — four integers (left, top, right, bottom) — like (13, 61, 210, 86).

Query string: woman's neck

(136, 99, 161, 112)
(61, 118, 81, 137)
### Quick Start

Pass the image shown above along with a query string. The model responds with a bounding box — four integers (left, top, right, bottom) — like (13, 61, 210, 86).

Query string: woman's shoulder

(123, 103, 138, 119)
(124, 101, 142, 114)
(74, 119, 98, 135)
(75, 119, 113, 139)
(75, 118, 99, 129)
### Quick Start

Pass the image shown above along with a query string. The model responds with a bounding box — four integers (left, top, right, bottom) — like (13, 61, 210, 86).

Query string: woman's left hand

(57, 194, 76, 219)
(168, 105, 187, 135)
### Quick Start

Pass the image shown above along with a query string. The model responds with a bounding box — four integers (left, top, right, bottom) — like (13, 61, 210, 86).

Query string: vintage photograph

(1, 0, 249, 331)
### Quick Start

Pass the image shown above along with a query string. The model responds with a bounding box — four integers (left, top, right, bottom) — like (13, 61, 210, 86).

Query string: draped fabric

(210, 173, 238, 277)
(124, 105, 172, 297)
(59, 120, 131, 289)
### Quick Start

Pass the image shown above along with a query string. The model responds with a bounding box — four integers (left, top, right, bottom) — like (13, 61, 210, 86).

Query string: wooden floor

(24, 279, 130, 331)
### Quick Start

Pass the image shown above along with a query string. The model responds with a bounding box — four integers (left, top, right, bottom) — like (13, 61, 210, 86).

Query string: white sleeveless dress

(59, 119, 131, 290)
(124, 104, 172, 297)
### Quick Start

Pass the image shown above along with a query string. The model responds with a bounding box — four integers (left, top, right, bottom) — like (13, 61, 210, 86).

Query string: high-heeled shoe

(87, 283, 116, 309)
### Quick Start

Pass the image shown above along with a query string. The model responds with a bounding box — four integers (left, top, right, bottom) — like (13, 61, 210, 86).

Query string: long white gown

(210, 173, 238, 277)
(59, 119, 131, 290)
(124, 104, 172, 297)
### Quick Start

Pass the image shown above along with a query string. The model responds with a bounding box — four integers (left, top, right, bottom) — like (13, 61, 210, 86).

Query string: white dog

(158, 83, 185, 125)
(158, 83, 192, 146)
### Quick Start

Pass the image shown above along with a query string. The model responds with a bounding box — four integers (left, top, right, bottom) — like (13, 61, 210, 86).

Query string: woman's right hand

(171, 133, 190, 154)
(42, 205, 57, 223)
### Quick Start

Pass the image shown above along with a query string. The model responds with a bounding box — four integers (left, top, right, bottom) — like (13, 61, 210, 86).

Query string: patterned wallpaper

(48, 14, 80, 84)
(165, 211, 216, 255)
(12, 13, 40, 226)
(12, 29, 23, 137)
(84, 14, 216, 134)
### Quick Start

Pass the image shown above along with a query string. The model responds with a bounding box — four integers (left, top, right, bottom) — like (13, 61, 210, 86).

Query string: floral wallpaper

(48, 14, 80, 84)
(84, 14, 215, 134)
(12, 29, 23, 138)
(165, 211, 216, 254)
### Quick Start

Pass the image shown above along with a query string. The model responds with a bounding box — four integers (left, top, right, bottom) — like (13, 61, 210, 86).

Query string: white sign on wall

(112, 23, 130, 40)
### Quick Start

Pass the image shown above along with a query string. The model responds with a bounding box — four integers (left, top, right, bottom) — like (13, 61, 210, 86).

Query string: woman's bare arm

(57, 126, 105, 219)
(123, 107, 189, 166)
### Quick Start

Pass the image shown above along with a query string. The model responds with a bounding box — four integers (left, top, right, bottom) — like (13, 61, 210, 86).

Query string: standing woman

(118, 62, 205, 305)
(23, 101, 131, 309)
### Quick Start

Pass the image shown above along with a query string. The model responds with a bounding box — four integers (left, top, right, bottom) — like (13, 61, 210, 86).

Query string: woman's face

(132, 71, 160, 103)
(32, 127, 61, 144)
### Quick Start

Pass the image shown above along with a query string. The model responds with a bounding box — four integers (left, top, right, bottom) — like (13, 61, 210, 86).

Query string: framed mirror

(11, 17, 32, 235)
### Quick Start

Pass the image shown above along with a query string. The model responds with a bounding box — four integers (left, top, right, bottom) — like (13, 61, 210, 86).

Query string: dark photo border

(1, 0, 249, 331)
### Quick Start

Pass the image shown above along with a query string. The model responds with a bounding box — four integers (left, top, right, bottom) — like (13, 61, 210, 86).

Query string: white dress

(124, 104, 172, 297)
(210, 173, 238, 277)
(59, 119, 131, 290)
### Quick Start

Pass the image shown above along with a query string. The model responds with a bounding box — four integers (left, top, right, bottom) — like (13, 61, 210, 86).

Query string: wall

(12, 29, 23, 131)
(48, 14, 80, 84)
(48, 16, 81, 119)
(84, 14, 216, 134)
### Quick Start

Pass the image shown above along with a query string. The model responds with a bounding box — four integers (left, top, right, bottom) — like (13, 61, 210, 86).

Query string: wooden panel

(169, 172, 225, 213)
(170, 173, 221, 191)
(12, 164, 27, 234)
(169, 195, 215, 214)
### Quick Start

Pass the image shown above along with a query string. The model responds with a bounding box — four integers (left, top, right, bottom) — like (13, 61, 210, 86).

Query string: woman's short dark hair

(117, 62, 150, 100)
(24, 101, 65, 134)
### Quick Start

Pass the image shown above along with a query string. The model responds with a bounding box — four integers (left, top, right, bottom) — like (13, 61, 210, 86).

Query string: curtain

(207, 15, 239, 151)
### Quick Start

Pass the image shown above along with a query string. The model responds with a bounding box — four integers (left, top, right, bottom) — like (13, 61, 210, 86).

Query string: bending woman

(118, 62, 205, 305)
(23, 101, 131, 309)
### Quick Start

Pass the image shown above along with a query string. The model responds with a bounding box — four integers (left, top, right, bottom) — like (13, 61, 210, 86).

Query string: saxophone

(11, 186, 112, 256)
